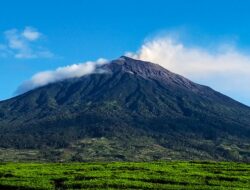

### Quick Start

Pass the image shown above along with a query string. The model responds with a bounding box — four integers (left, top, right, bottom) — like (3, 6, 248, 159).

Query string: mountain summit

(0, 56, 249, 161)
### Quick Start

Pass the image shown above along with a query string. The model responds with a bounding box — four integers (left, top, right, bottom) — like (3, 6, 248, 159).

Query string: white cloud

(1, 26, 53, 59)
(127, 36, 250, 105)
(16, 58, 108, 94)
(22, 27, 40, 41)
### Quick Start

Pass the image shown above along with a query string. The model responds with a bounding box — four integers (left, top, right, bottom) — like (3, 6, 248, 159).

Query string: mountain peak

(104, 56, 196, 90)
(110, 55, 144, 65)
(119, 55, 133, 60)
(106, 56, 166, 77)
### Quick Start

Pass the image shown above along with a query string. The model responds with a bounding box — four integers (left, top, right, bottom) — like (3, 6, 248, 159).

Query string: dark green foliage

(0, 56, 250, 161)
(0, 162, 249, 189)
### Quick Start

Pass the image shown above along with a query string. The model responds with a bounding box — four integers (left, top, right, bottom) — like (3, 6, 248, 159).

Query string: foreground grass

(0, 161, 249, 189)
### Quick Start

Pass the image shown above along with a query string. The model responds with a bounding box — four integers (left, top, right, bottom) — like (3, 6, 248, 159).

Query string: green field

(0, 162, 249, 189)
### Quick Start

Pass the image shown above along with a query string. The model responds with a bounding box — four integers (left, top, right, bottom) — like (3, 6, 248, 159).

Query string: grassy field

(0, 162, 249, 189)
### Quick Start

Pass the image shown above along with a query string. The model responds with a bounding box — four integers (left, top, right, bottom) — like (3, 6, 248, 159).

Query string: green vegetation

(1, 137, 249, 162)
(0, 161, 249, 189)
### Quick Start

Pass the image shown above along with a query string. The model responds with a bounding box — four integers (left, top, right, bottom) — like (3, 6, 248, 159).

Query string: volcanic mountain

(0, 56, 249, 161)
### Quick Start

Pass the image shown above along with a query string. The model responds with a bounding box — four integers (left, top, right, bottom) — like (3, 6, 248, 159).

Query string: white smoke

(16, 58, 108, 94)
(127, 36, 250, 105)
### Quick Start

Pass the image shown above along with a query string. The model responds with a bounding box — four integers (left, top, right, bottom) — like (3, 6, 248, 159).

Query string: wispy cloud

(127, 35, 250, 104)
(22, 27, 41, 41)
(1, 26, 53, 59)
(0, 44, 10, 57)
(16, 58, 108, 95)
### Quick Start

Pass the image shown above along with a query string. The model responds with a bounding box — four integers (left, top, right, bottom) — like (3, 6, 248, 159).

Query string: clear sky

(1, 0, 250, 105)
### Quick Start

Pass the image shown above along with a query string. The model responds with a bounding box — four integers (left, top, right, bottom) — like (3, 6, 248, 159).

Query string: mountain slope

(0, 56, 249, 161)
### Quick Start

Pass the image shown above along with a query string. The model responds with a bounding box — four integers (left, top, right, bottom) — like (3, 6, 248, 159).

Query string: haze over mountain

(0, 56, 249, 162)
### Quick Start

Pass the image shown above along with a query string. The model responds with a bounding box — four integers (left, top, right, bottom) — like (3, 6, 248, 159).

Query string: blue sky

(1, 0, 250, 105)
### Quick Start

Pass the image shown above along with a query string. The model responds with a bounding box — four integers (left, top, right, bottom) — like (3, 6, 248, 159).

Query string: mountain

(0, 56, 249, 162)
